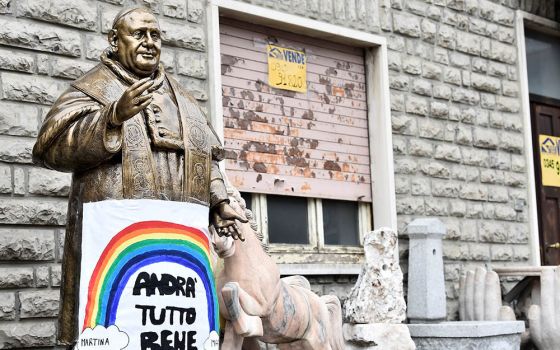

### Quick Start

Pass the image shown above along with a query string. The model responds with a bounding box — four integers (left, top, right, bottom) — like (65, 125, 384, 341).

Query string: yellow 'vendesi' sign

(267, 44, 307, 93)
(540, 134, 560, 187)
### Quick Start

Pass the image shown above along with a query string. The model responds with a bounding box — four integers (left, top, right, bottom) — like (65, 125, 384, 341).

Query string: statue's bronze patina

(32, 7, 246, 346)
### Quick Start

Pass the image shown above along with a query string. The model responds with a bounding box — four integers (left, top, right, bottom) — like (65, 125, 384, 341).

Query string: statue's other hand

(211, 202, 248, 241)
(113, 77, 154, 125)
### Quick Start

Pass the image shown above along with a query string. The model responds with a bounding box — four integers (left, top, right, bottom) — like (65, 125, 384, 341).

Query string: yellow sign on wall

(267, 44, 307, 93)
(540, 134, 560, 187)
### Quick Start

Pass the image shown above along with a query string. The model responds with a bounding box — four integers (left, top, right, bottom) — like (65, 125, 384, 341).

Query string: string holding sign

(267, 44, 307, 93)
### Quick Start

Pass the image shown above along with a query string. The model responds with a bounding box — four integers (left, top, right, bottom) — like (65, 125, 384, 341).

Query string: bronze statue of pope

(32, 7, 245, 346)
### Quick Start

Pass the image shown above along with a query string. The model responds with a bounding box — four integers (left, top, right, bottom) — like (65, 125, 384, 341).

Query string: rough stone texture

(0, 228, 55, 260)
(0, 320, 56, 348)
(344, 228, 407, 324)
(344, 323, 416, 349)
(0, 198, 67, 225)
(18, 0, 97, 31)
(28, 168, 71, 196)
(0, 267, 33, 288)
(19, 290, 59, 318)
(0, 292, 15, 320)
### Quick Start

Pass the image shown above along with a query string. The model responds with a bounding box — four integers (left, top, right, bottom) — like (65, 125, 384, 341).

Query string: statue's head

(108, 7, 161, 77)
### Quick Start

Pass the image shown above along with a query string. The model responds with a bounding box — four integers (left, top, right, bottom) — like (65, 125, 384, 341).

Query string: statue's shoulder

(71, 64, 126, 105)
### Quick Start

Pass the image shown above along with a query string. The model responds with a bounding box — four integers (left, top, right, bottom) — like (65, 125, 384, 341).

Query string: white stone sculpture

(528, 266, 560, 350)
(343, 228, 415, 350)
(459, 267, 516, 321)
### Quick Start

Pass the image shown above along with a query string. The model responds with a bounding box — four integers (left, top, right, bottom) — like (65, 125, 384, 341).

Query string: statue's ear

(108, 29, 118, 52)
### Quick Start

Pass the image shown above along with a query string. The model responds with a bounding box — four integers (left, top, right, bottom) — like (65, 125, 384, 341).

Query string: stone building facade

(0, 0, 558, 348)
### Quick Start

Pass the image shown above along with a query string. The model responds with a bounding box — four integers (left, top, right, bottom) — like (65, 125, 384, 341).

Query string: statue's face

(112, 10, 161, 77)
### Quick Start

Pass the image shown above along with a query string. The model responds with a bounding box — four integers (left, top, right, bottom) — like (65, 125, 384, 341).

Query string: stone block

(28, 168, 71, 197)
(0, 292, 15, 320)
(161, 20, 205, 51)
(512, 245, 530, 262)
(395, 175, 409, 194)
(421, 18, 437, 42)
(434, 47, 449, 65)
(496, 96, 520, 113)
(387, 50, 402, 71)
(402, 56, 422, 75)
(0, 228, 55, 260)
(13, 167, 25, 195)
(490, 41, 516, 64)
(472, 58, 488, 73)
(459, 184, 488, 201)
(444, 67, 462, 86)
(51, 58, 96, 80)
(412, 178, 431, 196)
(494, 205, 516, 221)
(480, 170, 504, 184)
(19, 289, 59, 318)
(489, 112, 503, 128)
(396, 196, 424, 215)
(425, 198, 449, 216)
(504, 172, 525, 187)
(489, 151, 511, 170)
(471, 73, 501, 93)
(456, 125, 473, 145)
(395, 158, 418, 174)
(0, 198, 67, 225)
(450, 52, 470, 69)
(0, 136, 35, 164)
(451, 88, 480, 106)
(449, 200, 467, 217)
(409, 139, 433, 157)
(0, 0, 12, 14)
(0, 320, 56, 348)
(86, 35, 109, 61)
(387, 35, 405, 52)
(511, 155, 525, 172)
(0, 164, 10, 194)
(433, 84, 451, 100)
(187, 0, 204, 23)
(163, 0, 187, 18)
(502, 81, 518, 97)
(421, 161, 450, 178)
(391, 91, 405, 111)
(479, 221, 507, 243)
(473, 127, 498, 149)
(0, 102, 39, 137)
(432, 180, 459, 198)
(51, 264, 62, 287)
(460, 107, 477, 124)
(0, 267, 33, 288)
(431, 102, 449, 119)
(480, 93, 496, 109)
(2, 73, 62, 105)
(0, 17, 81, 57)
(456, 32, 481, 55)
(18, 0, 97, 30)
(392, 114, 416, 135)
(406, 96, 429, 116)
(0, 47, 34, 73)
(344, 323, 415, 350)
(178, 76, 208, 101)
(35, 266, 50, 287)
(412, 79, 432, 96)
(437, 24, 456, 49)
(500, 132, 523, 153)
(390, 73, 409, 90)
(407, 218, 447, 322)
(434, 144, 461, 163)
(393, 12, 421, 37)
(418, 119, 444, 140)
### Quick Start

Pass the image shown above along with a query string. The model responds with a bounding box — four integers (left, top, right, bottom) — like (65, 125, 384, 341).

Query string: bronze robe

(32, 63, 228, 345)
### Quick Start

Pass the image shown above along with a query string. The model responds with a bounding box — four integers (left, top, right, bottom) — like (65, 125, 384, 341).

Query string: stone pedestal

(408, 321, 525, 350)
(406, 218, 446, 323)
(344, 323, 415, 350)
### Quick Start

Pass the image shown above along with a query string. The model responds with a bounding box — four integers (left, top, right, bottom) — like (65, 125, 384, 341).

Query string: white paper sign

(77, 199, 219, 350)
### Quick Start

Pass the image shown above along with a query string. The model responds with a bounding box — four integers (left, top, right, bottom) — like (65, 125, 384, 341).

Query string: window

(242, 192, 372, 255)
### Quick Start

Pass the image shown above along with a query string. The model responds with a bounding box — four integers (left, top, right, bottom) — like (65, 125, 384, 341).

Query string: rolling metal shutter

(220, 18, 371, 202)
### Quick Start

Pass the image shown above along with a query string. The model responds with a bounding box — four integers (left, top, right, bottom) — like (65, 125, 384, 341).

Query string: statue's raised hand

(211, 201, 248, 241)
(113, 77, 154, 125)
(528, 267, 560, 350)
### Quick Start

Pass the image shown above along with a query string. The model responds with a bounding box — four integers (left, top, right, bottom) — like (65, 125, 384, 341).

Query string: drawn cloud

(204, 331, 219, 350)
(77, 325, 129, 350)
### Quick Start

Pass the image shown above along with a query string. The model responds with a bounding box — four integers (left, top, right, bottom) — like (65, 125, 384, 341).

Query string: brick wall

(0, 0, 555, 347)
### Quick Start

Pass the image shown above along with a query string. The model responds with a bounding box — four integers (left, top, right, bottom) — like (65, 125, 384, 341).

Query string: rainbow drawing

(82, 221, 218, 332)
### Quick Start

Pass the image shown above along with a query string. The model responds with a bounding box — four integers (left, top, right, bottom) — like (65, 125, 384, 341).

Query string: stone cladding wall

(0, 0, 555, 347)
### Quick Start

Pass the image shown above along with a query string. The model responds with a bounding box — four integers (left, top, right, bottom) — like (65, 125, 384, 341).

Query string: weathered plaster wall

(0, 0, 555, 347)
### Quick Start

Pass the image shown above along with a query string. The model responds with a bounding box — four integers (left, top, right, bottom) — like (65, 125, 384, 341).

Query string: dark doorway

(531, 95, 560, 265)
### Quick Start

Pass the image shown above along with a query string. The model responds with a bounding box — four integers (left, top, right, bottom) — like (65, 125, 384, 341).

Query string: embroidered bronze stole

(71, 64, 211, 205)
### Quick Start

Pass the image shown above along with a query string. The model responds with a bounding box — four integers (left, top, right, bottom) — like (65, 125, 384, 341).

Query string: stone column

(406, 218, 446, 323)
